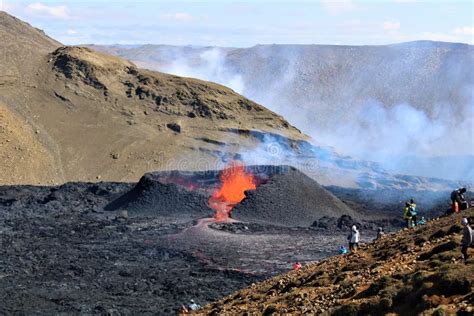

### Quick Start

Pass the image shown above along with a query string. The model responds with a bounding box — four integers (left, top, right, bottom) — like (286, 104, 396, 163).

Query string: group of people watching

(340, 225, 385, 255)
(343, 197, 424, 254)
(180, 188, 472, 313)
(451, 188, 473, 264)
(341, 190, 472, 264)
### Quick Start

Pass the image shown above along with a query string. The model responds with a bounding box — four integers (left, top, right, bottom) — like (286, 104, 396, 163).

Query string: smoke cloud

(158, 45, 474, 182)
(164, 48, 244, 94)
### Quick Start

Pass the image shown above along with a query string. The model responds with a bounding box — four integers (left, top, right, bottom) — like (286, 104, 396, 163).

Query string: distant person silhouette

(188, 299, 201, 311)
(461, 217, 473, 264)
(403, 202, 412, 227)
(339, 245, 348, 254)
(409, 200, 418, 227)
(348, 225, 360, 252)
(451, 188, 468, 213)
(376, 227, 385, 240)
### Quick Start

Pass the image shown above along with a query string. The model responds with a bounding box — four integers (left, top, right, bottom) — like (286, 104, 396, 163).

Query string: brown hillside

(0, 102, 60, 184)
(199, 209, 474, 315)
(0, 12, 304, 185)
(0, 11, 60, 84)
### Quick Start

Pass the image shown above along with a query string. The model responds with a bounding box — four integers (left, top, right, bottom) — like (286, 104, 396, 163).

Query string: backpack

(451, 190, 457, 201)
(409, 205, 417, 216)
(347, 233, 351, 241)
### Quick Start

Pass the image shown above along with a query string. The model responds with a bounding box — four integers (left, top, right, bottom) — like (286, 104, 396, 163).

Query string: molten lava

(209, 161, 256, 221)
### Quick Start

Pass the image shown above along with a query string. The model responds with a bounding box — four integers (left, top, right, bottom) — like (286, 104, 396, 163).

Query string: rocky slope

(198, 208, 474, 315)
(0, 102, 59, 183)
(0, 11, 303, 185)
(0, 11, 60, 82)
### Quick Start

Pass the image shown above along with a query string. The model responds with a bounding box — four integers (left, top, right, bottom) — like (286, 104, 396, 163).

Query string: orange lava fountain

(208, 161, 256, 221)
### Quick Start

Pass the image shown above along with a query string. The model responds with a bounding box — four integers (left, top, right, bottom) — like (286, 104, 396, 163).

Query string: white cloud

(25, 2, 72, 20)
(320, 0, 356, 15)
(453, 26, 474, 36)
(383, 20, 401, 31)
(160, 12, 194, 22)
(66, 29, 77, 35)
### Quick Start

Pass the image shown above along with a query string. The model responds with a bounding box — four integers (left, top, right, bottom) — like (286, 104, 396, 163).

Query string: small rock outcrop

(166, 123, 181, 133)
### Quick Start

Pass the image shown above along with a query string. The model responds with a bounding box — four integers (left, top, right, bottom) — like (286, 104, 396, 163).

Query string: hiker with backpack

(409, 199, 418, 227)
(403, 203, 412, 227)
(348, 225, 360, 252)
(403, 202, 411, 227)
(403, 201, 417, 228)
(451, 188, 468, 213)
(461, 217, 473, 264)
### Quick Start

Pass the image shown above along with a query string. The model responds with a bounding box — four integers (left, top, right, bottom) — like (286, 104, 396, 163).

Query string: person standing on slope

(188, 299, 201, 311)
(348, 225, 360, 252)
(403, 202, 412, 228)
(451, 188, 468, 213)
(409, 199, 418, 227)
(461, 217, 473, 264)
(376, 227, 385, 240)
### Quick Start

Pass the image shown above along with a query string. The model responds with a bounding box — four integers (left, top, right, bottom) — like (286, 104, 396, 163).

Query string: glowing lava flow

(208, 161, 256, 221)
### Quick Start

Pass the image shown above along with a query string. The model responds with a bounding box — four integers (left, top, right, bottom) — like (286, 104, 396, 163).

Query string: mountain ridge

(0, 12, 470, 192)
(89, 40, 474, 181)
(0, 12, 305, 185)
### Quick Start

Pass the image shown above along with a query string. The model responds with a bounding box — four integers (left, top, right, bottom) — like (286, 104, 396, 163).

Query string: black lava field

(0, 165, 450, 314)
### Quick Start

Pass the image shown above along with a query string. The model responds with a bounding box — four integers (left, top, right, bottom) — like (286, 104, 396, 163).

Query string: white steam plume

(163, 48, 244, 94)
(147, 45, 474, 182)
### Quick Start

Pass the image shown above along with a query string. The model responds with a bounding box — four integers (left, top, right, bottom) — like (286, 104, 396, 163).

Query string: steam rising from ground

(161, 45, 474, 181)
(165, 48, 244, 94)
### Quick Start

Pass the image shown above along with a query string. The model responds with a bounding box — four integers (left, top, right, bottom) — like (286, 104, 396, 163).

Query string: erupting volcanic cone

(208, 161, 256, 221)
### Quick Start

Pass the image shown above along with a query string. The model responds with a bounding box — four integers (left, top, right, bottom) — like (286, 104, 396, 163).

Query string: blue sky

(1, 0, 473, 46)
